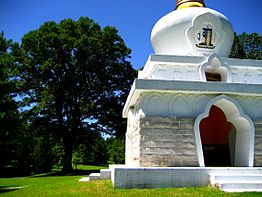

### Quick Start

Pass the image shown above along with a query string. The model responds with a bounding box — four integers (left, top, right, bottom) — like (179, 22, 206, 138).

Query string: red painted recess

(200, 105, 232, 145)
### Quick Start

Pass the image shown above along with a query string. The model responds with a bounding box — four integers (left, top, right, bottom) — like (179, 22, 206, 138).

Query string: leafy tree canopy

(0, 32, 23, 174)
(14, 17, 137, 173)
(230, 32, 262, 60)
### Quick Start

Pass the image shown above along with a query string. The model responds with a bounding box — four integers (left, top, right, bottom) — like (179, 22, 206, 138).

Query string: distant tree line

(230, 32, 262, 60)
(0, 17, 261, 177)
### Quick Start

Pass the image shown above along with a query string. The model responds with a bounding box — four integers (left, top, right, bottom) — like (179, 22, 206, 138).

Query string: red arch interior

(200, 105, 233, 166)
(200, 105, 232, 144)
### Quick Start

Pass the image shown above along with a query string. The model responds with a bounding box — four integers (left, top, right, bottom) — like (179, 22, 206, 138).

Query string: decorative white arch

(194, 95, 255, 167)
(141, 93, 167, 115)
(199, 54, 232, 82)
(168, 94, 189, 116)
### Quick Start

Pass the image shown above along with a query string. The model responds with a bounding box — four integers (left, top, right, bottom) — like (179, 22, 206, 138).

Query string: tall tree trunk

(62, 137, 73, 174)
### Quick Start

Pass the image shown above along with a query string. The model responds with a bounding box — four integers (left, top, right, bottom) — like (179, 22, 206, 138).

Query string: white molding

(199, 54, 232, 82)
(123, 79, 262, 118)
(138, 54, 262, 83)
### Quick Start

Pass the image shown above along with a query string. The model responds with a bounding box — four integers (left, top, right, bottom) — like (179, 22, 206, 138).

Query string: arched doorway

(200, 105, 236, 166)
(194, 96, 255, 167)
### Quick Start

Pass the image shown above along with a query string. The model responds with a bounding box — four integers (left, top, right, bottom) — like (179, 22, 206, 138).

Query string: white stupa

(151, 0, 234, 57)
(124, 0, 262, 169)
(88, 0, 262, 191)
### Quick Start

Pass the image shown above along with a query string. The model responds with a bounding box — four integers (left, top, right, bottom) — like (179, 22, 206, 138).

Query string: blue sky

(0, 0, 261, 69)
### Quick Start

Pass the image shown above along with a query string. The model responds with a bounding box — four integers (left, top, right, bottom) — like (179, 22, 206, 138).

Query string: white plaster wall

(125, 109, 145, 167)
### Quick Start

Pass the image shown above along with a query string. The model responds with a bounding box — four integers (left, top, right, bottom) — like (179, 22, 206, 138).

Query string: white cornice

(123, 79, 262, 117)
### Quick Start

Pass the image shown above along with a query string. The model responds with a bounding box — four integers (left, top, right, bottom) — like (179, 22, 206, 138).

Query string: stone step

(216, 181, 262, 193)
(222, 189, 262, 193)
(80, 169, 112, 182)
(79, 177, 90, 182)
(210, 173, 262, 192)
(100, 169, 111, 179)
(214, 174, 262, 181)
(209, 168, 262, 175)
(210, 174, 262, 185)
(88, 173, 102, 181)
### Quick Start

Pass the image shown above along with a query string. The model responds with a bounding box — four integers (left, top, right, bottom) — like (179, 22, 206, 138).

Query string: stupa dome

(151, 0, 234, 57)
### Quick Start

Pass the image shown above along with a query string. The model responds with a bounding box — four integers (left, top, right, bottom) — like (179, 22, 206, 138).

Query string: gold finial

(176, 0, 206, 10)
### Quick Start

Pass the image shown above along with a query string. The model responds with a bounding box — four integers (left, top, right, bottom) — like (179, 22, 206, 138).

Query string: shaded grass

(28, 165, 108, 178)
(0, 165, 261, 197)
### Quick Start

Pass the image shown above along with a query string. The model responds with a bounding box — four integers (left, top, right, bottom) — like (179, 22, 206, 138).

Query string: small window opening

(205, 72, 221, 82)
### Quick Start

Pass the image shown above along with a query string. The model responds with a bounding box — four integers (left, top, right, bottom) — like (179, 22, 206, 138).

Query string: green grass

(74, 165, 107, 171)
(0, 166, 261, 197)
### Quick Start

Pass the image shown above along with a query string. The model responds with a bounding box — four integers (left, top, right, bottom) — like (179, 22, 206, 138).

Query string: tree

(0, 32, 23, 176)
(30, 117, 56, 173)
(229, 32, 246, 59)
(239, 32, 262, 60)
(107, 137, 125, 164)
(72, 148, 83, 170)
(14, 17, 136, 173)
(230, 32, 262, 60)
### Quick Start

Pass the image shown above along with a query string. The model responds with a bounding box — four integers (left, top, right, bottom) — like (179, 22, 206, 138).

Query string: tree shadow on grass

(30, 169, 101, 177)
(0, 186, 24, 194)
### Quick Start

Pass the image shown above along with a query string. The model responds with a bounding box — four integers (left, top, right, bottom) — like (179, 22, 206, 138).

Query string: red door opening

(200, 105, 235, 166)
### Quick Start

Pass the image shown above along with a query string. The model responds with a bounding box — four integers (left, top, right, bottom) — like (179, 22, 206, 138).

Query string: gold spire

(176, 0, 206, 10)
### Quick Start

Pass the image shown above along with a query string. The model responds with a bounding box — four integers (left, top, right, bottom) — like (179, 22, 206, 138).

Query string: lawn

(0, 166, 261, 197)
